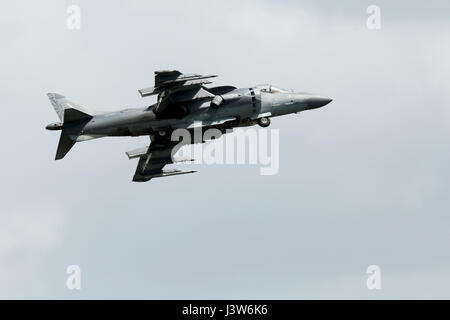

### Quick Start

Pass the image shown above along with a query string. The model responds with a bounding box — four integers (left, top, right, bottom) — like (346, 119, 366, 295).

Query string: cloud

(1, 0, 450, 298)
(0, 204, 67, 298)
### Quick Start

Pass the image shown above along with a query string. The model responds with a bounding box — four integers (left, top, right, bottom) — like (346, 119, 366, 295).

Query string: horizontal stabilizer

(47, 93, 96, 161)
(55, 130, 76, 160)
(63, 108, 93, 123)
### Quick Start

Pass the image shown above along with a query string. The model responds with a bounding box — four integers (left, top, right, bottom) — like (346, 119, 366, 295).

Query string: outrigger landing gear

(257, 117, 271, 128)
(157, 130, 167, 137)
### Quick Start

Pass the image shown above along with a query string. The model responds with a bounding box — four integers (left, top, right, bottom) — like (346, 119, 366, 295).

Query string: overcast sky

(1, 0, 450, 299)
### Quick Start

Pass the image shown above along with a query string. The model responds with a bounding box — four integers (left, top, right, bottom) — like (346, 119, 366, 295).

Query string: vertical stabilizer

(47, 93, 95, 160)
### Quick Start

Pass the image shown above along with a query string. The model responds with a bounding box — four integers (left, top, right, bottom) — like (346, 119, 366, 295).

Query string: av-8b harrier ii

(46, 70, 332, 182)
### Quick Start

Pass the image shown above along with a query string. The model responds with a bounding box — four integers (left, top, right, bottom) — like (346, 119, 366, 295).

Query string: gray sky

(1, 0, 450, 299)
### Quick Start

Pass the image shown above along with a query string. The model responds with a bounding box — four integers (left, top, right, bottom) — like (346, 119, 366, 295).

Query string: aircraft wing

(138, 70, 217, 98)
(139, 70, 217, 116)
(126, 136, 195, 182)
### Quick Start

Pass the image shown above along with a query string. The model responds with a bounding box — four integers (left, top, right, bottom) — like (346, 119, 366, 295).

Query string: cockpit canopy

(259, 85, 289, 94)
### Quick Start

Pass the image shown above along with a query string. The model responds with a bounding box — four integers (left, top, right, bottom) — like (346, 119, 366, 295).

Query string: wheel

(155, 130, 172, 144)
(257, 117, 271, 128)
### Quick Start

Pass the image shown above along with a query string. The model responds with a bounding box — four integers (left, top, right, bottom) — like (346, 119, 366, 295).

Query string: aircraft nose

(306, 96, 333, 109)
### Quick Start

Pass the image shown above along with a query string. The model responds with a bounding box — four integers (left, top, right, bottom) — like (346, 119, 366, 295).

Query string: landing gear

(154, 130, 174, 144)
(257, 117, 271, 128)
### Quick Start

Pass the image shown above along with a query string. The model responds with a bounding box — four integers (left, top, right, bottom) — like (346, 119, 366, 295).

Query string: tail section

(55, 130, 76, 160)
(47, 93, 94, 121)
(46, 93, 95, 160)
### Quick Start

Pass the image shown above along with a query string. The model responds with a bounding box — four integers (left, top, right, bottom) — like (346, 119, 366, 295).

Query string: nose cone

(306, 96, 333, 109)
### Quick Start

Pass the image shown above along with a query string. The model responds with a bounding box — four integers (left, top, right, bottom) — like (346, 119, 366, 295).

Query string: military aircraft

(46, 70, 332, 182)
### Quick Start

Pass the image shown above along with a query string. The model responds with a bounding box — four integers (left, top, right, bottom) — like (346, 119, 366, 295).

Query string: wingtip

(47, 93, 65, 99)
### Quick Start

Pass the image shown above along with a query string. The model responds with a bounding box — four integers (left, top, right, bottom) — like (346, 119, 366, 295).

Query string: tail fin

(47, 93, 95, 160)
(47, 93, 94, 122)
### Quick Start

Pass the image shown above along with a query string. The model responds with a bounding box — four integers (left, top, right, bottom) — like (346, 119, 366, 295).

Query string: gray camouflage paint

(46, 73, 332, 181)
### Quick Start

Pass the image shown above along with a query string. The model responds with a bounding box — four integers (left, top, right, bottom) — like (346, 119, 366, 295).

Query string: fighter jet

(46, 70, 332, 182)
